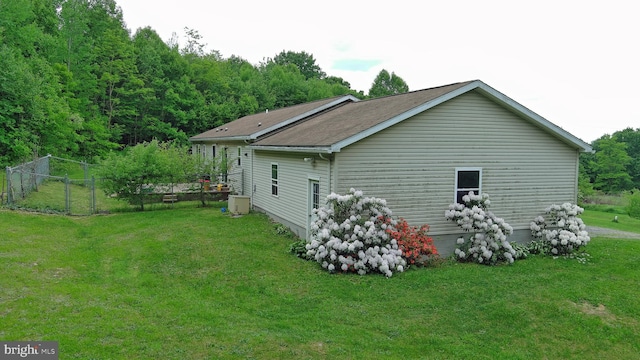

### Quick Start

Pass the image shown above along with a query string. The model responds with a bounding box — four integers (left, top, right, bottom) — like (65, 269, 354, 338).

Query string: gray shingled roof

(189, 95, 356, 141)
(191, 80, 592, 153)
(252, 81, 475, 148)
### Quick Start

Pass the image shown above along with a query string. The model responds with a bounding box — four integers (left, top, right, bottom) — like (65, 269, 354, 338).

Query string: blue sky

(119, 0, 639, 143)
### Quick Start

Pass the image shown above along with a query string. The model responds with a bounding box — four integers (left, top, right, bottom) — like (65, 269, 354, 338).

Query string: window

(212, 145, 216, 159)
(237, 147, 242, 166)
(271, 163, 278, 196)
(311, 181, 320, 209)
(455, 168, 482, 204)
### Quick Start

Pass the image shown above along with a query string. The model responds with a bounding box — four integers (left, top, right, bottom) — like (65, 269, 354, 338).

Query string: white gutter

(190, 135, 251, 142)
(249, 145, 334, 153)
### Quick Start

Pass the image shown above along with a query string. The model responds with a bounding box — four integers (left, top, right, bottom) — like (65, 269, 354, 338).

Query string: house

(189, 95, 359, 196)
(190, 80, 592, 255)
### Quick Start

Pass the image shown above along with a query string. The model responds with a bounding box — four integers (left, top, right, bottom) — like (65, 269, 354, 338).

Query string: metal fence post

(64, 174, 70, 214)
(5, 166, 11, 205)
(91, 176, 96, 214)
(83, 161, 89, 186)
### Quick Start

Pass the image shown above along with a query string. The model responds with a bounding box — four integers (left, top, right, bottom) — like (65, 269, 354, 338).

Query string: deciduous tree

(368, 69, 409, 98)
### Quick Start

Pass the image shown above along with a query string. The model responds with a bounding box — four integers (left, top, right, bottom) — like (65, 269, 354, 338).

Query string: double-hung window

(271, 163, 278, 196)
(455, 168, 482, 204)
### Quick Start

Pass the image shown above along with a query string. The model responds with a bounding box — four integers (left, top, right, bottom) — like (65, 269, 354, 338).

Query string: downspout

(243, 139, 251, 197)
(575, 148, 580, 203)
(318, 153, 331, 195)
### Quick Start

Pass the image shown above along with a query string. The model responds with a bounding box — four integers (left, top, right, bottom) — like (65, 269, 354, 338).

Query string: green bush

(627, 190, 640, 219)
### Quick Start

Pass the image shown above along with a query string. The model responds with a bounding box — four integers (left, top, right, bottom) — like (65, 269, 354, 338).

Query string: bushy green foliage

(626, 190, 640, 219)
(97, 140, 190, 210)
(0, 1, 367, 165)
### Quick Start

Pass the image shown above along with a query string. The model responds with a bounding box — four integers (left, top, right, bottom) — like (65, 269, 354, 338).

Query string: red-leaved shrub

(386, 218, 438, 266)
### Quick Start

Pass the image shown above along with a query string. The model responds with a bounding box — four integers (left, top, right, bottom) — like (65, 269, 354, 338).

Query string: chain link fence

(3, 155, 243, 215)
(3, 155, 100, 215)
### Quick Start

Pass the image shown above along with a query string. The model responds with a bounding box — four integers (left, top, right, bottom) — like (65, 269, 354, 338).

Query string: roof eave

(249, 145, 334, 154)
(189, 135, 251, 142)
(472, 82, 593, 153)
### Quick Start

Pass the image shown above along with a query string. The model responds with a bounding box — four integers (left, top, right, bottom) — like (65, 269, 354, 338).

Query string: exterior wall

(334, 91, 580, 244)
(252, 150, 331, 239)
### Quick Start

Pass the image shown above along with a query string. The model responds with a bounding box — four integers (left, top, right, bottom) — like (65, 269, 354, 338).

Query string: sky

(118, 0, 639, 144)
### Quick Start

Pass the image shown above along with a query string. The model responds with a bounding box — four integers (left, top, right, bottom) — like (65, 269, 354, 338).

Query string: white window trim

(271, 162, 279, 197)
(308, 175, 321, 209)
(237, 147, 242, 167)
(454, 167, 482, 203)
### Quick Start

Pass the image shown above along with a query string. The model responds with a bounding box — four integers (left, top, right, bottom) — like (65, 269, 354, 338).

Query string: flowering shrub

(306, 188, 406, 277)
(385, 218, 438, 266)
(445, 192, 516, 265)
(530, 203, 590, 255)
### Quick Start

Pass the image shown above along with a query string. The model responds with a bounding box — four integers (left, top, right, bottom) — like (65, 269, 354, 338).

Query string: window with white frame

(271, 163, 278, 196)
(212, 145, 216, 159)
(455, 168, 482, 204)
(237, 147, 242, 166)
(311, 181, 320, 209)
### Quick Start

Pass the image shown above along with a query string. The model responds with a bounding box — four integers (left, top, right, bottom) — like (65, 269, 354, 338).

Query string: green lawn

(1, 208, 639, 359)
(581, 208, 640, 234)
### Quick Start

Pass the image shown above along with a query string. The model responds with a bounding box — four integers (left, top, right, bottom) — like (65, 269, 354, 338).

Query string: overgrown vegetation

(96, 140, 232, 210)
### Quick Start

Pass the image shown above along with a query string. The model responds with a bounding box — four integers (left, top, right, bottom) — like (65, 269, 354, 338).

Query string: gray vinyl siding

(335, 91, 580, 235)
(253, 151, 331, 236)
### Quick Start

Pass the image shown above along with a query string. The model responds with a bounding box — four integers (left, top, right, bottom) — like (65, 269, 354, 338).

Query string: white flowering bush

(530, 203, 590, 255)
(445, 192, 516, 265)
(306, 188, 406, 277)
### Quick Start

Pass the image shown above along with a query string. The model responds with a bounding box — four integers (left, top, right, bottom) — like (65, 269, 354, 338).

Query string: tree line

(0, 0, 410, 168)
(580, 127, 640, 195)
(2, 1, 636, 197)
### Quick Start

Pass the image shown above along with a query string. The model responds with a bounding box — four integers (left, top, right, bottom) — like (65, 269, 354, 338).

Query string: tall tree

(0, 0, 79, 164)
(592, 135, 633, 193)
(613, 127, 640, 189)
(271, 50, 326, 80)
(368, 69, 409, 98)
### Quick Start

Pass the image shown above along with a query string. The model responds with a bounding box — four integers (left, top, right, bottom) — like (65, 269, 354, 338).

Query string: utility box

(228, 195, 250, 215)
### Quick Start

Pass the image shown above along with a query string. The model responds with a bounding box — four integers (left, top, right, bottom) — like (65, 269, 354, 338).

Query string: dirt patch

(570, 301, 617, 325)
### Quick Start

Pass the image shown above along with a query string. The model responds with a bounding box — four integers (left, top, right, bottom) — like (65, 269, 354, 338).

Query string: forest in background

(0, 0, 402, 165)
(1, 0, 637, 195)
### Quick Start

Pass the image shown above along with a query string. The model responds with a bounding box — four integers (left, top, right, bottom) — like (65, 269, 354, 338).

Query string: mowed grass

(581, 208, 640, 234)
(1, 208, 640, 359)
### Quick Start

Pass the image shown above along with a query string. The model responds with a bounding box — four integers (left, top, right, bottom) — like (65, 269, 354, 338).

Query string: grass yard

(1, 208, 639, 359)
(581, 208, 640, 233)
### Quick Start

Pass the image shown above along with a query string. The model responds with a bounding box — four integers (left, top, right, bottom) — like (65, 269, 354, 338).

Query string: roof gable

(251, 80, 592, 153)
(189, 94, 359, 142)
